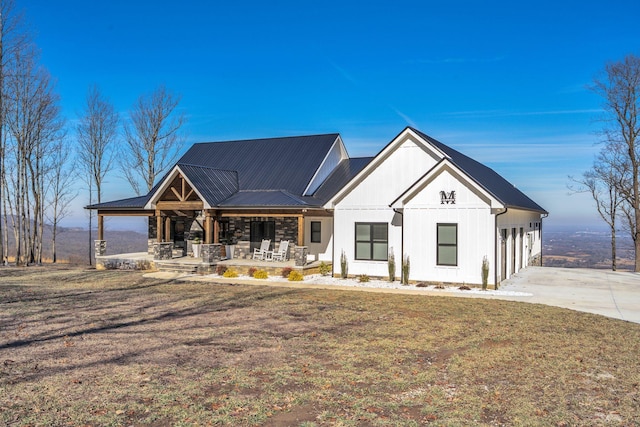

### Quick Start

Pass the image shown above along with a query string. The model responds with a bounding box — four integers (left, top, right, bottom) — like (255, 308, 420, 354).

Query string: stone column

(201, 243, 223, 263)
(153, 242, 173, 260)
(94, 240, 107, 256)
(294, 245, 308, 266)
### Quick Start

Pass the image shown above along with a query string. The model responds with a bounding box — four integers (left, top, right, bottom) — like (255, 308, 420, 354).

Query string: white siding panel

(304, 216, 333, 261)
(332, 208, 402, 278)
(305, 139, 345, 195)
(339, 138, 438, 208)
(402, 169, 495, 285)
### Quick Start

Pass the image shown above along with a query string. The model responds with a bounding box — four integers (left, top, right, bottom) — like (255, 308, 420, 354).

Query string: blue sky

(21, 0, 640, 230)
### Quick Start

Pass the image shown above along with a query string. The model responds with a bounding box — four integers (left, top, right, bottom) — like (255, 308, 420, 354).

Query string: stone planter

(192, 243, 201, 258)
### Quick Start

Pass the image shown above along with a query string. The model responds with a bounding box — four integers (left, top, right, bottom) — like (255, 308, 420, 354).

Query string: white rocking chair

(270, 240, 289, 262)
(252, 239, 271, 260)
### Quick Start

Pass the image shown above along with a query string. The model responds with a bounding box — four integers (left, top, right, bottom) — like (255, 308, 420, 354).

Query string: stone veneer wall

(227, 216, 299, 246)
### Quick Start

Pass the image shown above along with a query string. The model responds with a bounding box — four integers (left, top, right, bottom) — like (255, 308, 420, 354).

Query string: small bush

(222, 268, 238, 278)
(481, 255, 490, 291)
(388, 250, 396, 282)
(357, 274, 370, 283)
(318, 261, 331, 276)
(288, 270, 303, 281)
(402, 255, 410, 285)
(459, 285, 471, 291)
(340, 250, 348, 279)
(216, 265, 228, 275)
(253, 270, 268, 279)
(416, 282, 429, 288)
(248, 267, 257, 277)
(281, 267, 293, 278)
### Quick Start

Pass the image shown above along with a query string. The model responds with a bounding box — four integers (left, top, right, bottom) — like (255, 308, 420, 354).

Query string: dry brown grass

(1, 265, 639, 426)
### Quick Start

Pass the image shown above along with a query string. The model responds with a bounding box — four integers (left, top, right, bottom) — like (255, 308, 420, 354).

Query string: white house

(89, 127, 546, 286)
(326, 127, 547, 286)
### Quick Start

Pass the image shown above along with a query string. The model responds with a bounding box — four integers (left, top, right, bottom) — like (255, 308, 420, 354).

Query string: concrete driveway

(499, 267, 640, 324)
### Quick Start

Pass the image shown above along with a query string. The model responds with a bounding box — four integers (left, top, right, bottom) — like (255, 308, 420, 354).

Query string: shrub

(481, 255, 490, 290)
(402, 255, 410, 285)
(222, 268, 238, 278)
(340, 250, 348, 279)
(248, 267, 257, 277)
(216, 265, 228, 275)
(388, 249, 396, 282)
(416, 282, 429, 288)
(253, 270, 268, 279)
(318, 261, 331, 276)
(459, 284, 471, 291)
(357, 274, 370, 283)
(288, 270, 303, 281)
(281, 267, 293, 278)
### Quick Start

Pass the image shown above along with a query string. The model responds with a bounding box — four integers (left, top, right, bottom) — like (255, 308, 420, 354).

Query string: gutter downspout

(495, 207, 508, 287)
(393, 208, 403, 282)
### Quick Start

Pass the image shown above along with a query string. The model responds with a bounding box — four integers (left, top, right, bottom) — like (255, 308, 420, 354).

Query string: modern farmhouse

(88, 127, 547, 286)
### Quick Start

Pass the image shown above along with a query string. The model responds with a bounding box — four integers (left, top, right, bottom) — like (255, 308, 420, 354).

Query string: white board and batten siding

(332, 134, 439, 278)
(401, 166, 496, 285)
(304, 216, 334, 262)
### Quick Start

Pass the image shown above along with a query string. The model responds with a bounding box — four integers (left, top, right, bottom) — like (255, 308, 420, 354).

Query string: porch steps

(154, 260, 202, 274)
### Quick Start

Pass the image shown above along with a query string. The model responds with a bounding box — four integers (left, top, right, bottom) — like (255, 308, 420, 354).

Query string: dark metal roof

(178, 164, 238, 206)
(409, 127, 547, 213)
(313, 157, 374, 202)
(218, 190, 322, 208)
(86, 195, 149, 210)
(178, 134, 340, 195)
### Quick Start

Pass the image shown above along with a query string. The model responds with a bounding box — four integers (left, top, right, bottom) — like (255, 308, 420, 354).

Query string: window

(311, 221, 321, 243)
(437, 223, 457, 266)
(355, 223, 388, 261)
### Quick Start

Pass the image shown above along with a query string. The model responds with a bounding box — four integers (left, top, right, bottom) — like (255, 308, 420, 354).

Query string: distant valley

(544, 226, 635, 271)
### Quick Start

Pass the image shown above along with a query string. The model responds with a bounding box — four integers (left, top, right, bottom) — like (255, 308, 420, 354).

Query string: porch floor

(95, 252, 328, 276)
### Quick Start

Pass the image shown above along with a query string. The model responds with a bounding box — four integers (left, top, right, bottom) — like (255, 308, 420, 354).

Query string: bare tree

(122, 85, 185, 195)
(0, 0, 28, 264)
(76, 85, 118, 265)
(46, 139, 76, 263)
(591, 54, 640, 271)
(571, 145, 626, 270)
(4, 43, 64, 265)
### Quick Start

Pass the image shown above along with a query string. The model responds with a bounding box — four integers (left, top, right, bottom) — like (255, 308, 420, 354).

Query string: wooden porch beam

(164, 216, 171, 243)
(156, 210, 163, 242)
(157, 201, 203, 210)
(297, 214, 304, 246)
(96, 210, 154, 217)
(97, 215, 104, 241)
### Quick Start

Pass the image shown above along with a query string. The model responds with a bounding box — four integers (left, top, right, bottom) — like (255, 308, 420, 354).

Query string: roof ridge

(193, 133, 340, 146)
(177, 163, 238, 174)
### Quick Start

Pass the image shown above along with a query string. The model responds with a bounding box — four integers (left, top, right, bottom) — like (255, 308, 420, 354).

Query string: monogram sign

(440, 190, 456, 205)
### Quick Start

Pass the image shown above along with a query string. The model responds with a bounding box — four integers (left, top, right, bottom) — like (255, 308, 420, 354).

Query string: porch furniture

(270, 240, 289, 262)
(252, 239, 271, 260)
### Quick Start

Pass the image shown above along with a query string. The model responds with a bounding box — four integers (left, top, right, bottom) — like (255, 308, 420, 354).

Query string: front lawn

(1, 266, 638, 426)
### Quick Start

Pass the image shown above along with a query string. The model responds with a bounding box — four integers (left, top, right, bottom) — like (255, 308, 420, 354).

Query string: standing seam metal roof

(409, 127, 547, 213)
(177, 134, 340, 195)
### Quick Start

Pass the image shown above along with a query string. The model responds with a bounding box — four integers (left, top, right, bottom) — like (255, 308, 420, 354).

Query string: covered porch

(95, 251, 329, 276)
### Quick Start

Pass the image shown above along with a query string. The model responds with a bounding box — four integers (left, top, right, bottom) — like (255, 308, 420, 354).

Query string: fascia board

(303, 135, 346, 196)
(390, 159, 504, 210)
(326, 127, 445, 208)
(144, 165, 212, 210)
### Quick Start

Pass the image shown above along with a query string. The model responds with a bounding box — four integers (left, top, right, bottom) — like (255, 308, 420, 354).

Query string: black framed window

(437, 223, 457, 266)
(310, 221, 321, 243)
(355, 223, 388, 261)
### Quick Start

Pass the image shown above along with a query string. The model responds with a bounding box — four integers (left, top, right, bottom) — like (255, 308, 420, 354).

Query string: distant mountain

(2, 221, 148, 264)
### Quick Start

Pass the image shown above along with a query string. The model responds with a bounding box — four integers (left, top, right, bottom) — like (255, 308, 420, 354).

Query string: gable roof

(408, 127, 547, 213)
(178, 134, 340, 195)
(89, 133, 358, 210)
